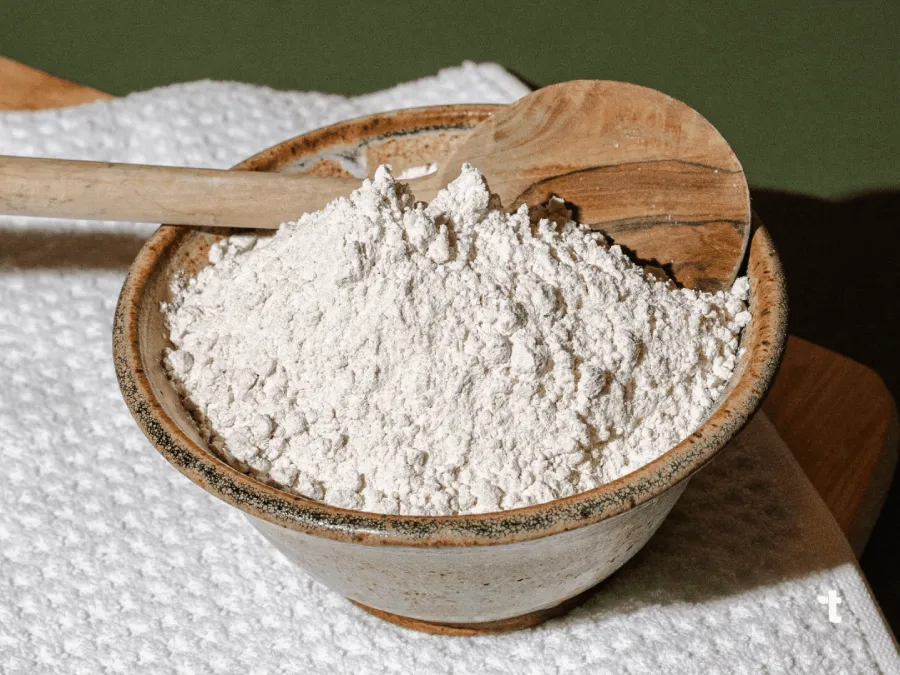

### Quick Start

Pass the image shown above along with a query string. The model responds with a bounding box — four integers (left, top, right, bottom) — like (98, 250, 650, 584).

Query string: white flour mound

(163, 164, 751, 516)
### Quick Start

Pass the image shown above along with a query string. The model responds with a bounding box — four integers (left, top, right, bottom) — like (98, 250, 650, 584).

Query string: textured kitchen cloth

(0, 62, 898, 675)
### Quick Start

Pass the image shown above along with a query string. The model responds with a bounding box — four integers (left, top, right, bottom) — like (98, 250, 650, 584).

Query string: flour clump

(163, 164, 751, 516)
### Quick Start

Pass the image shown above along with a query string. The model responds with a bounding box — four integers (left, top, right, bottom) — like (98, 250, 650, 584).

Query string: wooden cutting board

(1, 55, 895, 556)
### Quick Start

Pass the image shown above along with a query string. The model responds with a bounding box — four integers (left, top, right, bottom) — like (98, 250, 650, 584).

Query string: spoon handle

(0, 155, 369, 228)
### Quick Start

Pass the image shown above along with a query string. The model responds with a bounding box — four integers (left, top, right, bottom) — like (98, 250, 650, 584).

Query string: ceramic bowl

(113, 104, 788, 635)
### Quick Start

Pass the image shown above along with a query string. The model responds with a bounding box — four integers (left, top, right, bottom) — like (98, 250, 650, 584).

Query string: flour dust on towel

(162, 164, 751, 516)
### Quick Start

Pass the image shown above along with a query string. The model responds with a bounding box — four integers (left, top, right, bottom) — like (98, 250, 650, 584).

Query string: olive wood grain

(438, 80, 751, 292)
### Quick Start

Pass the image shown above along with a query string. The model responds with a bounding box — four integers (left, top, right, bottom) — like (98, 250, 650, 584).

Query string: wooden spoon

(0, 80, 749, 291)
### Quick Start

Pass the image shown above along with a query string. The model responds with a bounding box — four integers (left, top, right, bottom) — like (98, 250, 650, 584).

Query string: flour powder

(163, 164, 751, 516)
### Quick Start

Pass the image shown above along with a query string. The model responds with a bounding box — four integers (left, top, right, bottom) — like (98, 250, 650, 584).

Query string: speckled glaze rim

(113, 104, 788, 548)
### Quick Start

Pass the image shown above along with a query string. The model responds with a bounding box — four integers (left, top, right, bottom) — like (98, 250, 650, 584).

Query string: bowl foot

(350, 588, 594, 636)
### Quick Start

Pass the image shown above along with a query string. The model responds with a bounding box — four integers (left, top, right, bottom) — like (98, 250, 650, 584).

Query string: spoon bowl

(437, 81, 750, 291)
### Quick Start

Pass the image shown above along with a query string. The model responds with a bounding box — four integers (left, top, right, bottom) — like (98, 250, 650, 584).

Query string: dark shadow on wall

(751, 188, 900, 396)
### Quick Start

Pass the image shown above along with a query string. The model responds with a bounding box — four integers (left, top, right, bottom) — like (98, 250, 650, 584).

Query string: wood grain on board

(763, 336, 899, 555)
(0, 56, 111, 110)
(1, 56, 895, 555)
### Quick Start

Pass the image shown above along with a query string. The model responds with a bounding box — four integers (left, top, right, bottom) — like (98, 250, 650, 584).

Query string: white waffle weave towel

(1, 62, 897, 674)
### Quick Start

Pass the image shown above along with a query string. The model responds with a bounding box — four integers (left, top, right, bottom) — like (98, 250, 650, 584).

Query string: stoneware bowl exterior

(113, 105, 788, 633)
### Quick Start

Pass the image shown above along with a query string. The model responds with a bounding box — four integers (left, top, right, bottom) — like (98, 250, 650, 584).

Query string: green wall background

(2, 1, 898, 198)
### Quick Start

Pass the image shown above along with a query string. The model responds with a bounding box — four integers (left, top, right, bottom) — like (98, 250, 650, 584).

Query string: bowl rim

(113, 103, 788, 548)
